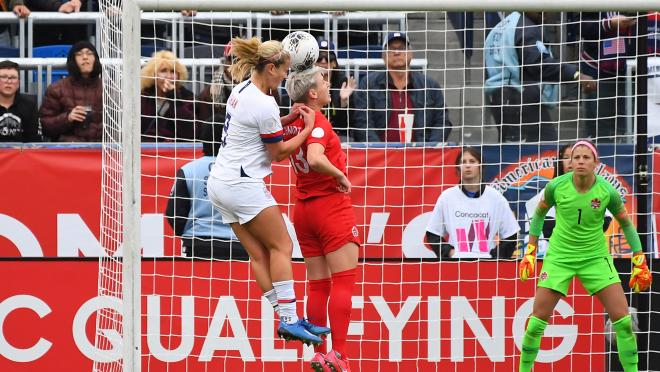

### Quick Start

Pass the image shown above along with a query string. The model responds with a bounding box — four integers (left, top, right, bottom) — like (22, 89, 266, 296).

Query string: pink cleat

(310, 352, 331, 372)
(324, 350, 351, 372)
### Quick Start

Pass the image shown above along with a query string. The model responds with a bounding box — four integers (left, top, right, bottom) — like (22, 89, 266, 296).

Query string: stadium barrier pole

(135, 0, 660, 12)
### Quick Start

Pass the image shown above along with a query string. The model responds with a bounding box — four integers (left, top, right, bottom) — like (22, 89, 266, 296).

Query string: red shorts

(293, 192, 361, 258)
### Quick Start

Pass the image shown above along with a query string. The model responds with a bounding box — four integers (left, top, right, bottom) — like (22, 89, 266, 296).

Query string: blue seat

(141, 43, 168, 57)
(337, 44, 382, 59)
(0, 47, 19, 58)
(33, 44, 72, 58)
(33, 44, 72, 84)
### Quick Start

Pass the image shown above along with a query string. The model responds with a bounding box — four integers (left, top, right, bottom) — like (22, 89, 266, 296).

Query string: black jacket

(514, 14, 577, 84)
(0, 93, 41, 142)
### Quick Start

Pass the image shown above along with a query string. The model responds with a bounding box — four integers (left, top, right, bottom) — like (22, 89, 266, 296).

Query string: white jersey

(211, 80, 283, 182)
(426, 185, 520, 258)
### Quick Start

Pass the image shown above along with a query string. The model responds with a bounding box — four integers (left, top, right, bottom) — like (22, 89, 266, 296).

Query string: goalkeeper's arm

(519, 199, 551, 281)
(614, 208, 652, 292)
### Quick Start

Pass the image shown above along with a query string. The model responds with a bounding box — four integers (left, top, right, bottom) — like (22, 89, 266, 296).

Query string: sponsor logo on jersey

(311, 127, 325, 138)
(540, 271, 548, 281)
(454, 211, 489, 219)
(591, 198, 601, 209)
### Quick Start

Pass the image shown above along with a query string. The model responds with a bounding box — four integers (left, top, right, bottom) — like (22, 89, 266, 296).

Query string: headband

(571, 140, 598, 161)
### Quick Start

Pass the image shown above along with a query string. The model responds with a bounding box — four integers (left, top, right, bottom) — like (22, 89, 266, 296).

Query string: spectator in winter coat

(140, 50, 197, 142)
(353, 32, 452, 143)
(39, 40, 103, 142)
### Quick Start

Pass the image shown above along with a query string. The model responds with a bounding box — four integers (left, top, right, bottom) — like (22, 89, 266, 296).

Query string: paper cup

(398, 113, 414, 143)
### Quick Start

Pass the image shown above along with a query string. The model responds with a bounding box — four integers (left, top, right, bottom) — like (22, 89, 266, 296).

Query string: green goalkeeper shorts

(537, 255, 621, 296)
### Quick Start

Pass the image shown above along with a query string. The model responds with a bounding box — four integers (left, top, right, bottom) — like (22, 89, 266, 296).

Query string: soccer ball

(282, 31, 319, 72)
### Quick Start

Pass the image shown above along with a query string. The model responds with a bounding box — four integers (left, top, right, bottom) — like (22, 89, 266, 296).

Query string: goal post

(96, 1, 660, 371)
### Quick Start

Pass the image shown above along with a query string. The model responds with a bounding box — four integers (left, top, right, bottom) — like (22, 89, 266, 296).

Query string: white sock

(273, 280, 298, 324)
(263, 288, 280, 315)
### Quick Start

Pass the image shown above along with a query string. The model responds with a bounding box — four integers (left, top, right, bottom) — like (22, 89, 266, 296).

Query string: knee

(249, 249, 269, 266)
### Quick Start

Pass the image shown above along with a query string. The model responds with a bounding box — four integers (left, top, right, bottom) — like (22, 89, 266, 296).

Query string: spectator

(165, 122, 247, 260)
(25, 0, 79, 12)
(581, 12, 638, 142)
(0, 60, 41, 142)
(197, 42, 235, 125)
(484, 12, 595, 143)
(0, 1, 30, 47)
(140, 50, 196, 142)
(426, 147, 520, 259)
(315, 39, 356, 142)
(27, 0, 85, 46)
(40, 41, 103, 142)
(353, 32, 452, 143)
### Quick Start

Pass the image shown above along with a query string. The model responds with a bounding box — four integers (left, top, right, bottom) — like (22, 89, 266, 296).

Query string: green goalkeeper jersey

(544, 172, 624, 262)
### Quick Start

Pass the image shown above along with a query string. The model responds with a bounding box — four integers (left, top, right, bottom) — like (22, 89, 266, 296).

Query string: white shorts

(207, 175, 278, 225)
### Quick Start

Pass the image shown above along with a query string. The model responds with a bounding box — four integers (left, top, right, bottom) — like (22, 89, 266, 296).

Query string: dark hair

(67, 41, 102, 80)
(554, 144, 572, 178)
(200, 121, 223, 157)
(455, 147, 482, 167)
(0, 60, 19, 73)
(455, 147, 483, 181)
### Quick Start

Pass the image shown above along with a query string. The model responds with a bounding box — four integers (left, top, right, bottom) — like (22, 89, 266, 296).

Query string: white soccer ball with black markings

(282, 31, 319, 72)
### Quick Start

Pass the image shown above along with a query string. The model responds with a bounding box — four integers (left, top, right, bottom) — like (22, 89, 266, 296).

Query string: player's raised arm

(613, 208, 652, 293)
(266, 105, 315, 161)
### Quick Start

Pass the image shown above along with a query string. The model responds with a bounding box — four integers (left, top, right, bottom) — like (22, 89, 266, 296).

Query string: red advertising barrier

(0, 260, 604, 371)
(0, 146, 459, 258)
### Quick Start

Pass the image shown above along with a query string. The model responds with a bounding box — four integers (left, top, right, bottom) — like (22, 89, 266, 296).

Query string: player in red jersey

(284, 66, 360, 372)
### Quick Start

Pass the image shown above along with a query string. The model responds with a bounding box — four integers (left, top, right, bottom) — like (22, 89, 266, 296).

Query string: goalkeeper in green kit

(518, 140, 652, 372)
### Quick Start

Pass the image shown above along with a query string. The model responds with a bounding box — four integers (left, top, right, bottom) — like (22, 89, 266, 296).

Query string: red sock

(328, 268, 356, 357)
(307, 278, 331, 353)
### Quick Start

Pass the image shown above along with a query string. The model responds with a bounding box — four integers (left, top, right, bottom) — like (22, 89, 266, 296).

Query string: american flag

(602, 38, 626, 56)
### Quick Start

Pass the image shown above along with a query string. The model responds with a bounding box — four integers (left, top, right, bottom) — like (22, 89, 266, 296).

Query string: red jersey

(284, 111, 347, 200)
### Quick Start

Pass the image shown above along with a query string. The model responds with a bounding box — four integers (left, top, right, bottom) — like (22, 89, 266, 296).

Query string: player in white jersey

(426, 147, 520, 259)
(207, 37, 329, 345)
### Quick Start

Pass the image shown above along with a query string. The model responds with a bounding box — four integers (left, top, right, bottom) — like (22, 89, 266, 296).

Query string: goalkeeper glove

(629, 253, 652, 293)
(519, 243, 537, 282)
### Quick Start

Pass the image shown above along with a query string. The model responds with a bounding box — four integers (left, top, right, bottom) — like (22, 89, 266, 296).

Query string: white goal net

(95, 1, 660, 371)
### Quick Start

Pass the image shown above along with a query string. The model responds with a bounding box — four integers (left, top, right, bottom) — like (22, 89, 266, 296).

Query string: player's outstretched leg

(300, 318, 332, 337)
(519, 316, 547, 372)
(612, 315, 638, 372)
(277, 318, 323, 346)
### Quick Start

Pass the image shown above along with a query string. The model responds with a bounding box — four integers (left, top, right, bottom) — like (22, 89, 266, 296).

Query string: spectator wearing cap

(39, 40, 103, 142)
(353, 32, 452, 143)
(0, 60, 41, 142)
(315, 39, 356, 142)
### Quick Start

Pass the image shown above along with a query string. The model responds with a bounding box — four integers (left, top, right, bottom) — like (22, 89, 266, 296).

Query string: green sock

(613, 315, 638, 372)
(519, 316, 548, 372)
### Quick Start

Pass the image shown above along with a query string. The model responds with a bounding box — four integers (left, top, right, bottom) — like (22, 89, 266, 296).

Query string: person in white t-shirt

(207, 36, 328, 346)
(426, 147, 520, 259)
